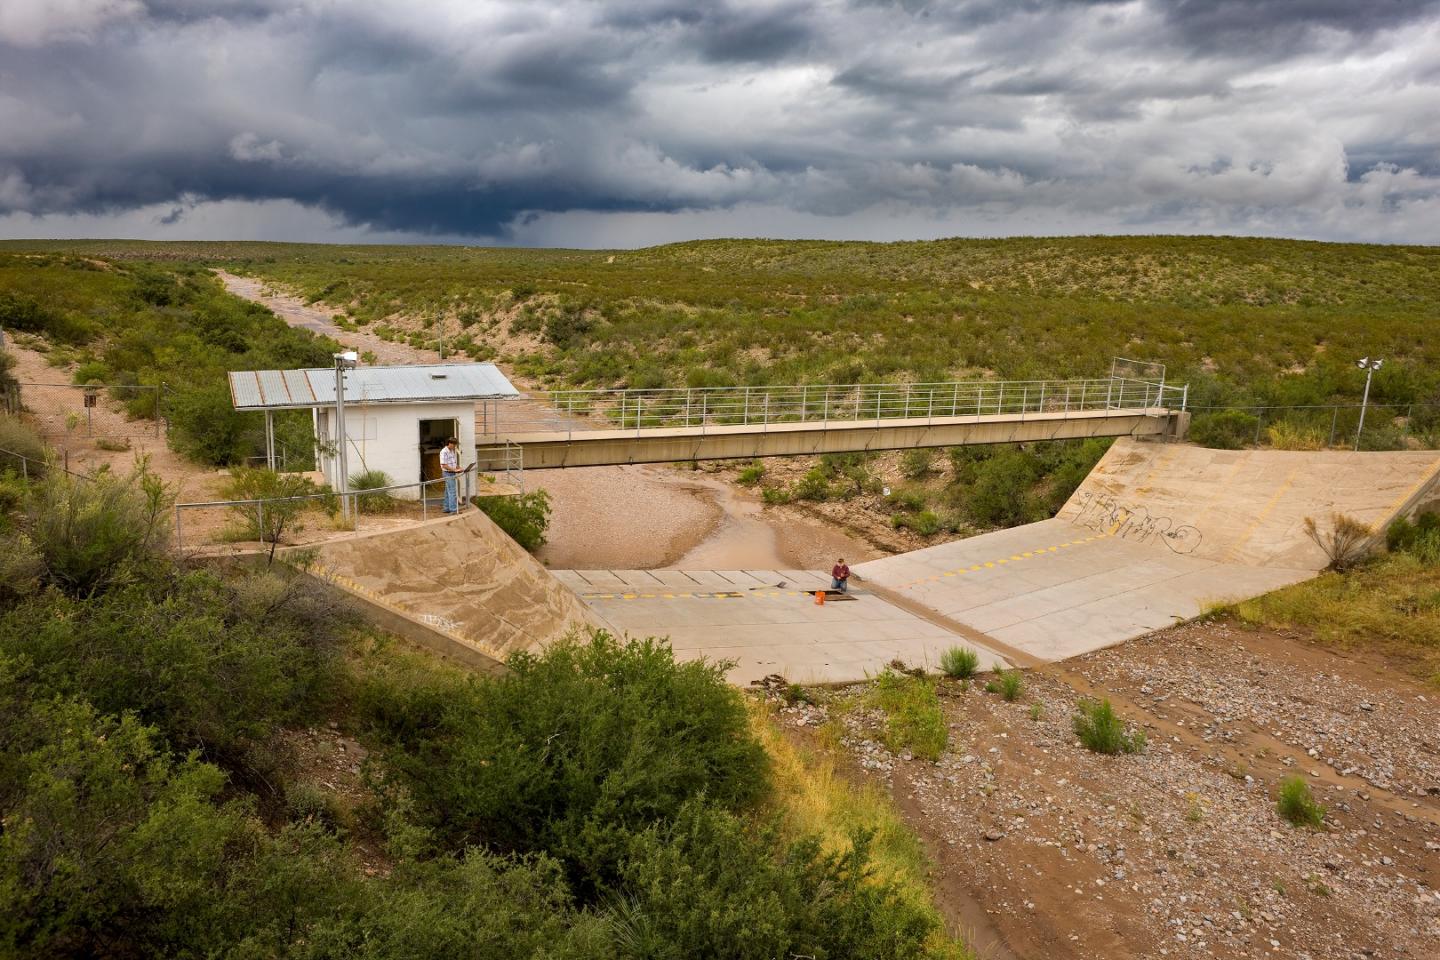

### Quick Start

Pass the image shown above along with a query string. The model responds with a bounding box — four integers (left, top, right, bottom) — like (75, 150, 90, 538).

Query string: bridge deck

(480, 406, 1183, 469)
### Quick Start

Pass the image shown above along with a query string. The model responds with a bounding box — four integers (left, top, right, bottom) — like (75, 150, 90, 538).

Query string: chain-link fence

(14, 381, 165, 442)
(1188, 402, 1440, 451)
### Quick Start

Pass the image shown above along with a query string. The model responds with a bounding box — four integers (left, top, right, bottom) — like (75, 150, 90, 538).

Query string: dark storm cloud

(0, 0, 1438, 243)
(1154, 0, 1440, 54)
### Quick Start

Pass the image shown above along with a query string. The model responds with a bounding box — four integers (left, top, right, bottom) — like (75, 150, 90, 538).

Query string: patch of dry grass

(749, 699, 975, 960)
(1232, 554, 1440, 684)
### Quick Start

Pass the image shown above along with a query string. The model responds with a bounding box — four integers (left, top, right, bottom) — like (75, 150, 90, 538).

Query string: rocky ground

(772, 621, 1440, 960)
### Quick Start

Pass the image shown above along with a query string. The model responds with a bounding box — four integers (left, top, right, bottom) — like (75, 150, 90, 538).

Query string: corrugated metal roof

(228, 363, 519, 411)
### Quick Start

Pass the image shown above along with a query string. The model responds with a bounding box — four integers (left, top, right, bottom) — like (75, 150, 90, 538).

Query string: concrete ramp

(856, 440, 1440, 663)
(309, 510, 604, 666)
(553, 568, 1016, 686)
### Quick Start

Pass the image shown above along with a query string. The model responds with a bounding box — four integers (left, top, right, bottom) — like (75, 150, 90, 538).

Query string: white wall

(315, 400, 476, 500)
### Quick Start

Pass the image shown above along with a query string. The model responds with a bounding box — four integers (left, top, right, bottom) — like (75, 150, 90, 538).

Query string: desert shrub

(1276, 776, 1326, 828)
(0, 413, 46, 474)
(868, 671, 947, 761)
(939, 646, 979, 679)
(966, 448, 1039, 526)
(613, 801, 937, 960)
(900, 448, 936, 478)
(891, 509, 944, 537)
(221, 467, 336, 557)
(0, 565, 350, 772)
(474, 488, 551, 551)
(761, 485, 792, 504)
(1303, 512, 1374, 572)
(1387, 513, 1440, 565)
(736, 461, 766, 485)
(1190, 409, 1260, 449)
(985, 666, 1024, 702)
(27, 463, 172, 596)
(0, 698, 258, 957)
(792, 467, 832, 502)
(349, 468, 396, 512)
(363, 632, 768, 895)
(1072, 698, 1147, 755)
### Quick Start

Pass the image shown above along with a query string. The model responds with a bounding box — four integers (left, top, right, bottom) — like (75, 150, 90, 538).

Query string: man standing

(831, 557, 850, 593)
(440, 436, 462, 514)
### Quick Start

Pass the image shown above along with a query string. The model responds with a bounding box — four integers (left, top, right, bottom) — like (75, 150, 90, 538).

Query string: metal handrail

(483, 376, 1186, 440)
(173, 464, 481, 552)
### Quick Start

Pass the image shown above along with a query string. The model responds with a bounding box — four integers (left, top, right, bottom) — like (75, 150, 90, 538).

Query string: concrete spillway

(306, 439, 1440, 684)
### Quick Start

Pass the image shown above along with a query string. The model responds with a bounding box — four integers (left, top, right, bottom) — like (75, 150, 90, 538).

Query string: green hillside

(8, 235, 1439, 408)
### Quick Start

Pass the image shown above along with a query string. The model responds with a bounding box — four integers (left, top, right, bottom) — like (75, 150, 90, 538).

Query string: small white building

(227, 363, 519, 499)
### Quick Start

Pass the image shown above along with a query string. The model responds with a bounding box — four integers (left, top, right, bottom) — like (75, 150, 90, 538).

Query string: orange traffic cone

(814, 590, 825, 605)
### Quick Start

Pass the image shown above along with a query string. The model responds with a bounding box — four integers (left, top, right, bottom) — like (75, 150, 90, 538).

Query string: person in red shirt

(830, 558, 850, 593)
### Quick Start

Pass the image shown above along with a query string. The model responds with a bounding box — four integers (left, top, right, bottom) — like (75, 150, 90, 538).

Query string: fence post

(1329, 407, 1339, 447)
(1254, 409, 1265, 447)
(257, 502, 265, 550)
(174, 505, 183, 553)
(823, 387, 829, 423)
(997, 383, 1004, 414)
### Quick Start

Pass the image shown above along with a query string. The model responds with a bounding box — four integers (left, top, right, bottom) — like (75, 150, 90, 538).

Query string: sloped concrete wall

(306, 509, 606, 662)
(1057, 440, 1440, 570)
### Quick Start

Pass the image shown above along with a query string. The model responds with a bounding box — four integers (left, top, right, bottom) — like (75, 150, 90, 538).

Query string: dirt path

(779, 623, 1440, 959)
(217, 271, 878, 571)
(4, 337, 226, 502)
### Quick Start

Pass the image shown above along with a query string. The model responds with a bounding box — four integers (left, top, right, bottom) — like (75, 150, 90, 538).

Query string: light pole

(334, 350, 358, 520)
(1354, 356, 1383, 451)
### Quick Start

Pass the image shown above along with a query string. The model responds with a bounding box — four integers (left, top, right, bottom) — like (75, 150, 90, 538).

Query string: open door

(418, 417, 460, 485)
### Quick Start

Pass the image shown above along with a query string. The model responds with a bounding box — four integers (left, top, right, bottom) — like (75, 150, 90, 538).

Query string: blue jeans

(443, 473, 459, 513)
(831, 577, 848, 593)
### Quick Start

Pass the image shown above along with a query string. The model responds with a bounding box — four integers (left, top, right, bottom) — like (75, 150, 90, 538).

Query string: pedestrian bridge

(474, 377, 1189, 470)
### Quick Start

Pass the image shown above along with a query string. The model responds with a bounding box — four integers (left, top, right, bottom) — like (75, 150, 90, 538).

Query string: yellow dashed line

(895, 527, 1120, 589)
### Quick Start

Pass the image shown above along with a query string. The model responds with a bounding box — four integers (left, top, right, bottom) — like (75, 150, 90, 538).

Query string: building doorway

(418, 417, 460, 486)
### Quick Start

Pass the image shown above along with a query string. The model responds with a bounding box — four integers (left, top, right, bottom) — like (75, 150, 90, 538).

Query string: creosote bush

(1072, 698, 1147, 755)
(940, 646, 980, 679)
(1303, 512, 1374, 572)
(1276, 776, 1327, 828)
(474, 488, 551, 551)
(27, 461, 172, 596)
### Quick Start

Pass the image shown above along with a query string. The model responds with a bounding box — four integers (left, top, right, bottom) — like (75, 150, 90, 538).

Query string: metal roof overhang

(228, 363, 520, 412)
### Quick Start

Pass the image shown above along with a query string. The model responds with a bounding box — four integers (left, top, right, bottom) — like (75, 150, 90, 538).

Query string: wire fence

(1188, 401, 1440, 450)
(486, 377, 1187, 439)
(12, 381, 165, 441)
(173, 466, 483, 553)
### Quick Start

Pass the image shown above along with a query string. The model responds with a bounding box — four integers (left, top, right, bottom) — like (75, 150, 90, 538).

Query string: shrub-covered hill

(0, 252, 335, 464)
(5, 235, 1437, 409)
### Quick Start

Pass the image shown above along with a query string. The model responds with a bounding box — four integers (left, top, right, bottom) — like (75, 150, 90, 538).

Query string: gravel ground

(770, 622, 1440, 960)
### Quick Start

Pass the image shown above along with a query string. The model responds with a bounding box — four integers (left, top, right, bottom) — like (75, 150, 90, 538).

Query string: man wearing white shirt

(440, 436, 462, 514)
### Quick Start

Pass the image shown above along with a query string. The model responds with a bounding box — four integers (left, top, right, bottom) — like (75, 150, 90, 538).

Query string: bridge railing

(484, 377, 1185, 438)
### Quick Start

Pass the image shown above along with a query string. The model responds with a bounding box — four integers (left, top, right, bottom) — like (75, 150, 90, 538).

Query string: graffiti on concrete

(1070, 491, 1203, 555)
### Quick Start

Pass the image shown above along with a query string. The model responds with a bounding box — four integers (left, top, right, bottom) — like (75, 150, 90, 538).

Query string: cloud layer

(1, 0, 1438, 245)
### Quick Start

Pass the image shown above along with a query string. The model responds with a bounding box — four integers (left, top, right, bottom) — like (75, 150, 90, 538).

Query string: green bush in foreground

(1277, 776, 1327, 828)
(869, 671, 947, 761)
(940, 646, 979, 679)
(1388, 513, 1440, 565)
(474, 488, 551, 551)
(1190, 409, 1260, 450)
(364, 631, 768, 895)
(1072, 698, 1147, 755)
(27, 462, 171, 596)
(615, 801, 937, 960)
(0, 413, 45, 474)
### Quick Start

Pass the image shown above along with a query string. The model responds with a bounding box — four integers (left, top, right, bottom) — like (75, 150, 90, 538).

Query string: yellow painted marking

(984, 561, 996, 568)
(943, 571, 957, 577)
(969, 564, 982, 571)
(1010, 555, 1023, 560)
(622, 593, 637, 599)
(663, 593, 674, 598)
(1021, 551, 1034, 557)
(1223, 467, 1297, 563)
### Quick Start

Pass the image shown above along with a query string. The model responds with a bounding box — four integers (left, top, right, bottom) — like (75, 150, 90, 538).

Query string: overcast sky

(1, 0, 1438, 247)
